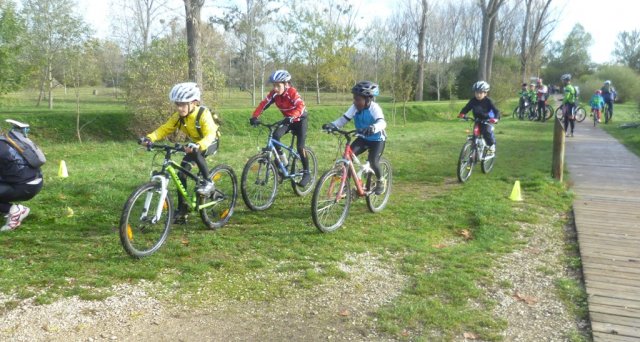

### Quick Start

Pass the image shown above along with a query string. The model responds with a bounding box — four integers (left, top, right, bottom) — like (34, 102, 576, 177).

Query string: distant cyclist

(535, 78, 548, 121)
(457, 81, 500, 155)
(561, 74, 577, 137)
(600, 80, 617, 121)
(590, 90, 605, 123)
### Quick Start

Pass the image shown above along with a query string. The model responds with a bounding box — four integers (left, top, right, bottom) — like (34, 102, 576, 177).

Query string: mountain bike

(555, 103, 586, 123)
(241, 119, 318, 211)
(457, 117, 496, 183)
(592, 108, 601, 127)
(604, 101, 613, 124)
(119, 143, 237, 258)
(512, 95, 532, 120)
(535, 101, 554, 122)
(311, 128, 392, 233)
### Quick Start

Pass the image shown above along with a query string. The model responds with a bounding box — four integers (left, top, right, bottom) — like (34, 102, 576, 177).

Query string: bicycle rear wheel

(199, 164, 238, 229)
(605, 106, 612, 124)
(575, 107, 587, 122)
(481, 148, 496, 174)
(555, 106, 564, 121)
(457, 140, 475, 183)
(241, 154, 278, 211)
(544, 105, 554, 120)
(365, 158, 392, 213)
(512, 106, 519, 119)
(119, 182, 173, 258)
(290, 147, 318, 196)
(311, 164, 351, 233)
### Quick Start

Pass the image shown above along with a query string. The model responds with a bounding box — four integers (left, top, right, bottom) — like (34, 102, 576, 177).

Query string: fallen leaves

(432, 243, 447, 249)
(463, 331, 478, 340)
(338, 309, 350, 317)
(514, 291, 538, 305)
(459, 229, 473, 240)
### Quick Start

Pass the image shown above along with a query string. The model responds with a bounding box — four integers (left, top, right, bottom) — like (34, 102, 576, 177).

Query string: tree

(614, 30, 640, 72)
(184, 0, 204, 86)
(110, 0, 171, 53)
(66, 40, 101, 142)
(97, 40, 125, 98)
(477, 0, 505, 82)
(0, 0, 25, 93)
(22, 0, 90, 109)
(518, 0, 555, 81)
(413, 0, 429, 101)
(543, 24, 593, 83)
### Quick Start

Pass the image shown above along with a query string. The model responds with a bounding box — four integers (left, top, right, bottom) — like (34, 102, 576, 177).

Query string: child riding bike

(561, 74, 577, 137)
(249, 70, 311, 187)
(322, 81, 387, 195)
(590, 89, 605, 123)
(457, 81, 500, 154)
(139, 82, 219, 223)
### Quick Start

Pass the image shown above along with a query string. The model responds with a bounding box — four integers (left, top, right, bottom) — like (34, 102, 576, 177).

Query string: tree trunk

(486, 15, 497, 82)
(315, 66, 321, 105)
(477, 11, 490, 81)
(414, 0, 429, 101)
(184, 0, 204, 87)
(477, 0, 505, 82)
(48, 60, 53, 110)
(519, 0, 532, 82)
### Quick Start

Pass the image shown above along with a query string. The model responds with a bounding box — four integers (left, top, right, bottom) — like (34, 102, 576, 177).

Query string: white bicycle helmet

(169, 82, 201, 102)
(604, 80, 611, 85)
(561, 74, 572, 81)
(472, 81, 490, 92)
(269, 70, 291, 83)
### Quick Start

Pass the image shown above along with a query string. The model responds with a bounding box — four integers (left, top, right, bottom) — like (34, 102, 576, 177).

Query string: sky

(77, 0, 637, 64)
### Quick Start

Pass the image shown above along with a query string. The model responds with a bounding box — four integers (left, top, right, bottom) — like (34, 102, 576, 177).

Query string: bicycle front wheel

(290, 147, 318, 196)
(311, 165, 351, 233)
(457, 141, 474, 183)
(119, 182, 173, 258)
(241, 154, 278, 211)
(605, 107, 612, 124)
(512, 106, 519, 119)
(545, 105, 554, 120)
(481, 148, 496, 174)
(366, 158, 392, 213)
(199, 164, 238, 229)
(575, 107, 587, 122)
(555, 106, 564, 121)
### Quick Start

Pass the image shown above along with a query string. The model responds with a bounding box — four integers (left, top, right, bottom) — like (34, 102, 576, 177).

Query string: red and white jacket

(252, 86, 306, 122)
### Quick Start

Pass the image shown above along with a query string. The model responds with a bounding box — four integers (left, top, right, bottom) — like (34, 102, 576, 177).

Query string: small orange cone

(509, 180, 523, 201)
(58, 160, 68, 178)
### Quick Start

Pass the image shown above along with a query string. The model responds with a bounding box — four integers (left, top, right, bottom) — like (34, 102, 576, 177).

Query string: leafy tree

(613, 30, 640, 72)
(543, 24, 593, 84)
(0, 0, 25, 93)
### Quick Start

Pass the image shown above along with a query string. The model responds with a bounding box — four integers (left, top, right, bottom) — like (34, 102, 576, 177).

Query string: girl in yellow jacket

(140, 82, 219, 222)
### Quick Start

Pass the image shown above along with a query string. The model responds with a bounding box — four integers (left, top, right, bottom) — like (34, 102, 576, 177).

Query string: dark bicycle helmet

(269, 70, 291, 83)
(472, 81, 490, 92)
(561, 74, 572, 81)
(351, 81, 379, 97)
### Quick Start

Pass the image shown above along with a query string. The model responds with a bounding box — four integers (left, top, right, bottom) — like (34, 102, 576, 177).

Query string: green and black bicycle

(119, 143, 237, 258)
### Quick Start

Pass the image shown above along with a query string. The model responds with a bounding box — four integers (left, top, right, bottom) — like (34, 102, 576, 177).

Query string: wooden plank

(589, 303, 640, 318)
(583, 272, 640, 286)
(591, 312, 640, 327)
(592, 321, 640, 338)
(577, 244, 640, 259)
(585, 285, 640, 302)
(584, 280, 640, 296)
(578, 233, 640, 244)
(593, 331, 640, 342)
(578, 239, 640, 250)
(589, 296, 640, 311)
(582, 257, 640, 275)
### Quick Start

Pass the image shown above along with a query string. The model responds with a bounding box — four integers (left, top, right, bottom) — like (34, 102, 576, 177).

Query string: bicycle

(119, 143, 238, 258)
(591, 108, 601, 127)
(535, 100, 554, 122)
(512, 95, 532, 120)
(241, 119, 318, 211)
(604, 101, 613, 124)
(457, 117, 496, 183)
(555, 103, 586, 123)
(311, 128, 392, 233)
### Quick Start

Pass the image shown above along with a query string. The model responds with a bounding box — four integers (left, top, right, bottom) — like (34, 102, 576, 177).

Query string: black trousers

(0, 181, 43, 213)
(351, 138, 386, 178)
(177, 142, 218, 210)
(273, 116, 309, 171)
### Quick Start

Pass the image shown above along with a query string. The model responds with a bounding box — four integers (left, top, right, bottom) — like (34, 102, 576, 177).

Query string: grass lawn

(598, 102, 640, 156)
(0, 88, 575, 340)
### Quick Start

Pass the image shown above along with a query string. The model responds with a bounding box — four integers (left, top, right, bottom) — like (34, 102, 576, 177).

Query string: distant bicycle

(512, 94, 533, 120)
(457, 117, 496, 183)
(119, 143, 237, 258)
(241, 119, 317, 211)
(311, 128, 392, 233)
(604, 101, 613, 124)
(555, 103, 586, 123)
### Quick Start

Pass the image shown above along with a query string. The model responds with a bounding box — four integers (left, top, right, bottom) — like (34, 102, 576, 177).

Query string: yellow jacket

(146, 106, 219, 151)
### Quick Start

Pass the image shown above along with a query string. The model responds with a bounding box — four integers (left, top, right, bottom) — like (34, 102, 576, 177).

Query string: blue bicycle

(241, 119, 318, 211)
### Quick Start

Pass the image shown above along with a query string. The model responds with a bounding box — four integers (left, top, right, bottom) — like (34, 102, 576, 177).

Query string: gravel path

(0, 213, 589, 341)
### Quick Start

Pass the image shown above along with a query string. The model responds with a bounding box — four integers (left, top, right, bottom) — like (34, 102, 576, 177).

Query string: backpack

(195, 106, 222, 140)
(0, 129, 46, 168)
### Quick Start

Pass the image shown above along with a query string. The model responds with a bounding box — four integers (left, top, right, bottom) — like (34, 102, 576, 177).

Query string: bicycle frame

(331, 130, 372, 198)
(260, 121, 304, 179)
(466, 119, 493, 162)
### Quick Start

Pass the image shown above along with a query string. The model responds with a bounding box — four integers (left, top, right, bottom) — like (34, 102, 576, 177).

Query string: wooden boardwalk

(565, 122, 640, 341)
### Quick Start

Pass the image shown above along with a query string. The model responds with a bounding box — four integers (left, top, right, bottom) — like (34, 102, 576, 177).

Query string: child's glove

(283, 116, 294, 124)
(186, 143, 199, 152)
(322, 123, 336, 132)
(488, 118, 498, 124)
(457, 113, 466, 119)
(139, 137, 152, 146)
(249, 117, 260, 126)
(362, 125, 375, 136)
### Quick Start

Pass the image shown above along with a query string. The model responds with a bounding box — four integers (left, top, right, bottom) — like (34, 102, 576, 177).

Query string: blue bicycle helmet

(269, 70, 291, 83)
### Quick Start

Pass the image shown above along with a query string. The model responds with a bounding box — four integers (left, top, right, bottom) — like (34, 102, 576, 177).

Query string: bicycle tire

(119, 181, 173, 258)
(575, 107, 587, 122)
(481, 148, 496, 174)
(605, 106, 612, 124)
(199, 164, 238, 229)
(512, 106, 519, 119)
(457, 140, 474, 183)
(544, 105, 554, 120)
(365, 158, 392, 213)
(527, 108, 537, 121)
(241, 154, 278, 211)
(555, 106, 564, 121)
(311, 164, 351, 233)
(290, 147, 318, 196)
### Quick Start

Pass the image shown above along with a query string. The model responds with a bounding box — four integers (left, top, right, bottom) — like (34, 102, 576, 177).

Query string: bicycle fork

(142, 175, 169, 224)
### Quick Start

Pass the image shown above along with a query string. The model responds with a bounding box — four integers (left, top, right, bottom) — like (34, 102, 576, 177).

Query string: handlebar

(322, 127, 366, 141)
(141, 142, 186, 153)
(251, 118, 289, 130)
(460, 116, 493, 124)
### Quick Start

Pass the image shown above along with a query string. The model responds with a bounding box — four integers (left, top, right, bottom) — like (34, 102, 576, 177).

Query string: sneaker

(1, 205, 30, 232)
(196, 180, 215, 196)
(486, 145, 496, 156)
(172, 208, 188, 225)
(374, 178, 386, 195)
(571, 132, 574, 137)
(565, 132, 570, 137)
(298, 171, 311, 187)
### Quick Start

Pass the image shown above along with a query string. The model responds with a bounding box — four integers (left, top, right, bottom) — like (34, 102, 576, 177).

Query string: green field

(0, 88, 592, 340)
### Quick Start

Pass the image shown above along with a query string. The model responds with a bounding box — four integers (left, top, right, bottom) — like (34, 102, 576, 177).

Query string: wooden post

(552, 116, 565, 181)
